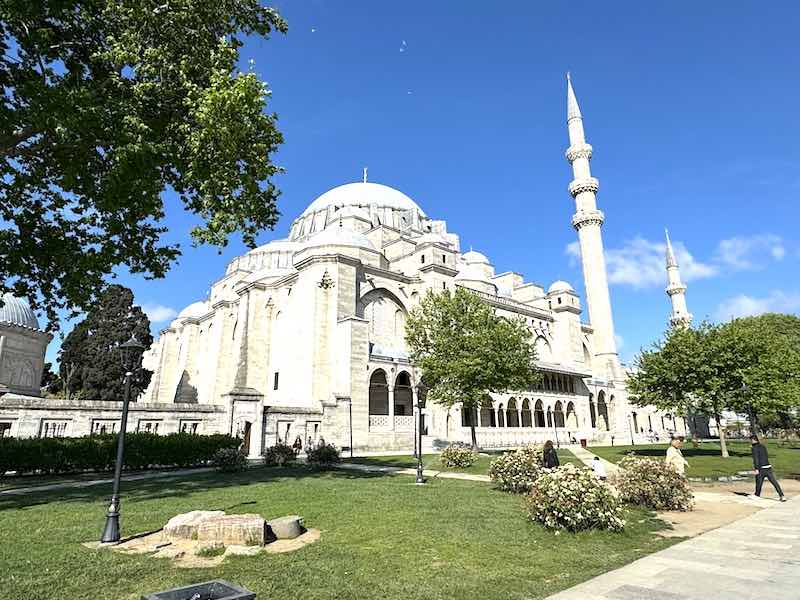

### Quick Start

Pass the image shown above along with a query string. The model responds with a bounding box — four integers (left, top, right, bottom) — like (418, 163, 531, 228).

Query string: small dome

(548, 280, 574, 294)
(0, 293, 40, 330)
(247, 238, 301, 255)
(462, 250, 491, 265)
(455, 263, 491, 283)
(302, 182, 426, 217)
(177, 301, 209, 320)
(305, 226, 376, 250)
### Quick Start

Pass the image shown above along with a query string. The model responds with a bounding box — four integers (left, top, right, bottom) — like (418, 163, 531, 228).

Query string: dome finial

(363, 166, 368, 183)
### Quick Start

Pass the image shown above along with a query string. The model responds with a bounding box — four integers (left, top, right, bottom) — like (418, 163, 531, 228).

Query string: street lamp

(100, 335, 145, 543)
(414, 382, 427, 485)
(627, 414, 635, 446)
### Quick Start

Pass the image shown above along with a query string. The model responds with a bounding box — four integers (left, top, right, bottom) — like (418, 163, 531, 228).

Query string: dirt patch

(657, 499, 759, 538)
(84, 528, 321, 568)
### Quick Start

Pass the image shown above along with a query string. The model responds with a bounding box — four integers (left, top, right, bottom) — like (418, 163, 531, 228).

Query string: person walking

(542, 440, 560, 469)
(751, 435, 787, 501)
(665, 436, 689, 476)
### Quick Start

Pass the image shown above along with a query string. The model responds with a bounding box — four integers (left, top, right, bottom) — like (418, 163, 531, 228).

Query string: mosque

(0, 77, 691, 450)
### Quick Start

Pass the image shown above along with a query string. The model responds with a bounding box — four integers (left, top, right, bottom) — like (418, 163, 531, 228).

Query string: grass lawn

(0, 466, 675, 599)
(344, 448, 583, 475)
(590, 439, 800, 480)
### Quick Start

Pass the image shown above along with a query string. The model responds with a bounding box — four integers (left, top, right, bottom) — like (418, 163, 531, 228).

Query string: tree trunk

(470, 423, 479, 452)
(715, 410, 729, 458)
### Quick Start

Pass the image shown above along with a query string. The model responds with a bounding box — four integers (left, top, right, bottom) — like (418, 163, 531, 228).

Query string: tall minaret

(564, 73, 620, 380)
(665, 229, 692, 327)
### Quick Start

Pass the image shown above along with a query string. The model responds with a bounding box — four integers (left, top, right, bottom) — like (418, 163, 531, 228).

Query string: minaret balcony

(565, 143, 593, 163)
(571, 209, 605, 230)
(569, 177, 599, 197)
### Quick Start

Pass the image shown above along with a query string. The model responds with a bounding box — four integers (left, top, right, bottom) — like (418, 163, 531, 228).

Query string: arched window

(566, 401, 578, 429)
(597, 391, 609, 431)
(521, 399, 532, 427)
(546, 408, 553, 428)
(369, 370, 389, 415)
(479, 397, 496, 427)
(506, 398, 519, 427)
(394, 371, 413, 417)
(554, 401, 565, 428)
(497, 404, 505, 428)
(534, 400, 546, 427)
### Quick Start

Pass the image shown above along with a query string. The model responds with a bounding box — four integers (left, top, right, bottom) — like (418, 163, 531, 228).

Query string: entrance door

(242, 421, 252, 455)
(277, 420, 292, 445)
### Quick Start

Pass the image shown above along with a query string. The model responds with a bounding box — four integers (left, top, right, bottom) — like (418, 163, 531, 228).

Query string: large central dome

(301, 182, 426, 217)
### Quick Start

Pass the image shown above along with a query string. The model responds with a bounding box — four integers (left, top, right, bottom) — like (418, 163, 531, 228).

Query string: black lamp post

(414, 382, 427, 485)
(100, 335, 145, 543)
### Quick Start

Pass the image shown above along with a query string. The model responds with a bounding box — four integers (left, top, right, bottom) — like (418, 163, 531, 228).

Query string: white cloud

(715, 291, 800, 320)
(141, 303, 178, 323)
(714, 235, 785, 270)
(567, 237, 717, 289)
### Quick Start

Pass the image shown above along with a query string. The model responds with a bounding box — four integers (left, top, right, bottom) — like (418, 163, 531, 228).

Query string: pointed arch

(394, 371, 413, 417)
(521, 399, 532, 427)
(369, 369, 389, 416)
(506, 398, 519, 427)
(497, 403, 505, 428)
(566, 401, 578, 429)
(534, 400, 545, 427)
(554, 400, 565, 428)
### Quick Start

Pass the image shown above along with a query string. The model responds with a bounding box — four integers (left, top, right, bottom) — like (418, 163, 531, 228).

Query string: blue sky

(47, 1, 800, 366)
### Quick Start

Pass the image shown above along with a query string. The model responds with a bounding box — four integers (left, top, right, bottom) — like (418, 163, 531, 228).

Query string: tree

(58, 284, 153, 400)
(628, 323, 732, 457)
(1, 1, 287, 326)
(405, 288, 540, 450)
(629, 314, 800, 457)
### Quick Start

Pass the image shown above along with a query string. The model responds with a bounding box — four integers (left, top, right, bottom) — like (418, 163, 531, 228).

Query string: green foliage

(0, 1, 287, 325)
(405, 288, 539, 446)
(525, 464, 626, 532)
(0, 432, 238, 476)
(211, 447, 248, 473)
(488, 445, 545, 493)
(263, 442, 296, 467)
(58, 285, 153, 400)
(195, 544, 226, 557)
(630, 315, 800, 431)
(613, 455, 694, 511)
(305, 443, 341, 468)
(439, 445, 477, 468)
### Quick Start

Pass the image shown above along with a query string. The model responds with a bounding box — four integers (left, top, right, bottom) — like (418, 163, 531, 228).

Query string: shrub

(525, 463, 625, 532)
(306, 443, 341, 468)
(212, 447, 248, 473)
(440, 445, 477, 468)
(264, 443, 297, 467)
(613, 455, 694, 511)
(0, 433, 240, 476)
(488, 445, 545, 493)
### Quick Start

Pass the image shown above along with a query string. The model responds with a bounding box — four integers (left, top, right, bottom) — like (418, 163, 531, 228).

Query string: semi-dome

(305, 225, 376, 250)
(548, 280, 574, 294)
(0, 293, 40, 330)
(302, 182, 426, 217)
(455, 263, 491, 283)
(462, 250, 491, 265)
(177, 301, 209, 320)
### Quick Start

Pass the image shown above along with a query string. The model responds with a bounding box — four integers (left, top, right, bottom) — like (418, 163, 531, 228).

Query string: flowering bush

(440, 445, 477, 468)
(525, 463, 625, 532)
(306, 443, 341, 468)
(263, 443, 297, 467)
(614, 455, 694, 511)
(488, 445, 545, 493)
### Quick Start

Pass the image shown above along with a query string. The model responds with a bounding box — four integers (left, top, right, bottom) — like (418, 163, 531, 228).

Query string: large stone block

(163, 510, 225, 540)
(196, 514, 266, 546)
(267, 515, 305, 540)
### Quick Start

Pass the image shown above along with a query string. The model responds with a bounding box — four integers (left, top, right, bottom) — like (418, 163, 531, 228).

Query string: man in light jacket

(751, 435, 787, 502)
(665, 436, 689, 476)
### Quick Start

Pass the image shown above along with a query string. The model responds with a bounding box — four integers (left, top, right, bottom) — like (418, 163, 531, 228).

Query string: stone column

(388, 384, 395, 430)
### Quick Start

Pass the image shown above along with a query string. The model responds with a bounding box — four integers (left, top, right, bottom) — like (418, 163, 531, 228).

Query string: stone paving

(547, 496, 800, 600)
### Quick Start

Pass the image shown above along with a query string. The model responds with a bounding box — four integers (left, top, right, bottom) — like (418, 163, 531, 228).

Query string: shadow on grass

(0, 466, 387, 512)
(614, 447, 752, 459)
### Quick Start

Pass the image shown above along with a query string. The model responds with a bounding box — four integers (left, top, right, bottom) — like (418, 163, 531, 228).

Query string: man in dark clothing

(751, 436, 787, 502)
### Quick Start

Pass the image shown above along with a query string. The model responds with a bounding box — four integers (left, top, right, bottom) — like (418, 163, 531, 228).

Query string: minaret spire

(564, 73, 620, 381)
(664, 229, 692, 327)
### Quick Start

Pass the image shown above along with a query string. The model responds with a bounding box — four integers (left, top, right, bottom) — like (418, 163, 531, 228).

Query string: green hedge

(0, 433, 240, 476)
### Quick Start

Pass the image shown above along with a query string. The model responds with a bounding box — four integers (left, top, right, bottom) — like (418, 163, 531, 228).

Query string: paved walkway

(547, 495, 800, 599)
(335, 461, 491, 482)
(569, 444, 621, 475)
(0, 467, 214, 496)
